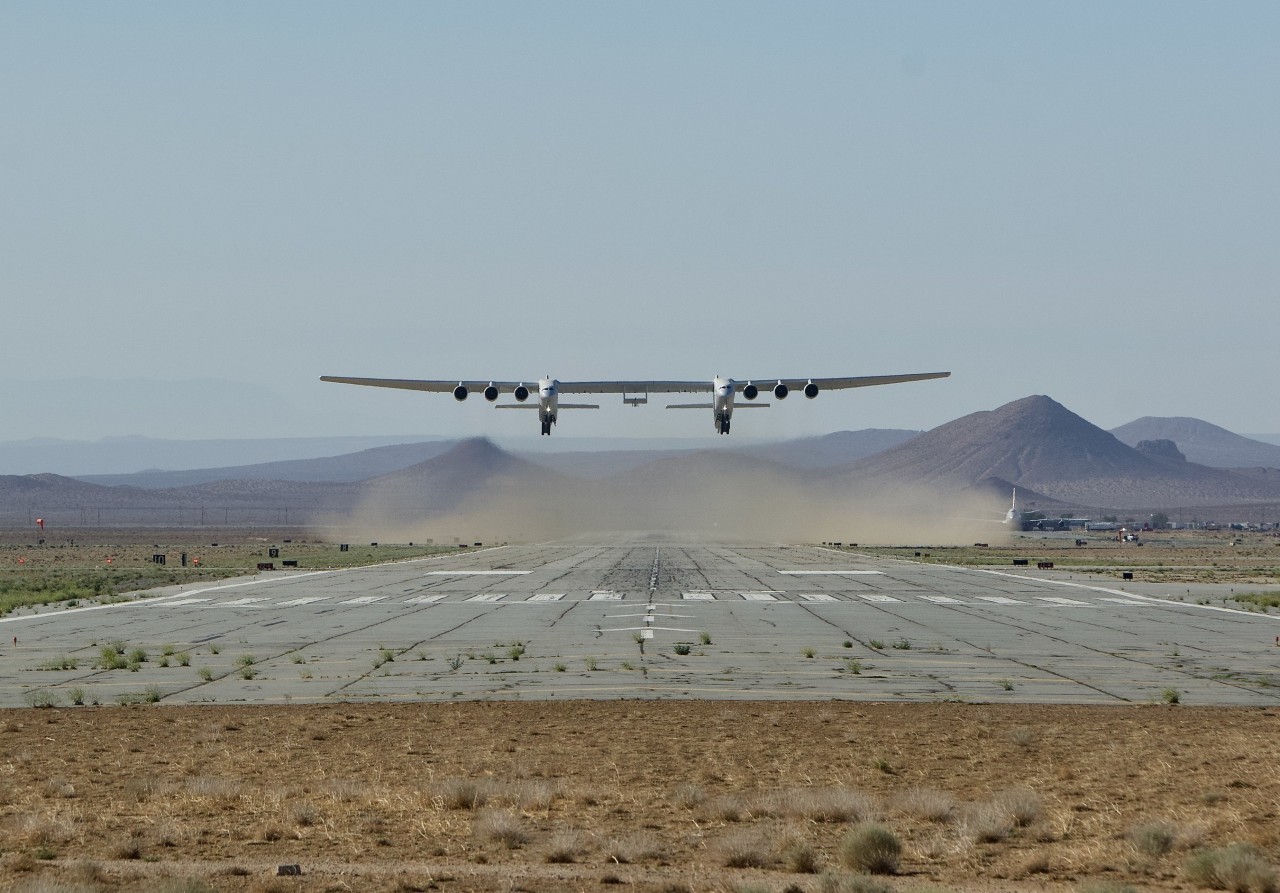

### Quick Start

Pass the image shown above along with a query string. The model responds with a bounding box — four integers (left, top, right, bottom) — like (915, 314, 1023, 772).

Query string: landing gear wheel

(541, 419, 551, 435)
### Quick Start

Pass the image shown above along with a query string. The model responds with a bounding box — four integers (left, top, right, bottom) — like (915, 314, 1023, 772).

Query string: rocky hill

(1111, 417, 1280, 469)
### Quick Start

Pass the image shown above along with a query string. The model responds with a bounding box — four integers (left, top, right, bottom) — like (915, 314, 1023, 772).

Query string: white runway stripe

(854, 593, 902, 603)
(1036, 596, 1089, 606)
(589, 591, 624, 600)
(278, 596, 329, 607)
(795, 593, 838, 602)
(919, 595, 964, 604)
(466, 593, 508, 602)
(342, 596, 387, 605)
(682, 592, 715, 600)
(163, 598, 210, 606)
(779, 570, 884, 576)
(974, 596, 1026, 605)
(426, 570, 529, 576)
(739, 592, 777, 601)
(526, 593, 565, 602)
(405, 594, 448, 604)
(219, 598, 268, 607)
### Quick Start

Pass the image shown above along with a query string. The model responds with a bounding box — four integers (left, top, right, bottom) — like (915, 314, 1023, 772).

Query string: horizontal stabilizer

(666, 403, 713, 409)
(558, 403, 600, 410)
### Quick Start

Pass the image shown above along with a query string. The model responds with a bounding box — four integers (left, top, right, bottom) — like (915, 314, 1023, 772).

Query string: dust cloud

(322, 468, 1012, 547)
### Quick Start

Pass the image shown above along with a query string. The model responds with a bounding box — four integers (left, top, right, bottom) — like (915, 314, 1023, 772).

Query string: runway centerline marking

(425, 571, 530, 576)
(779, 570, 884, 576)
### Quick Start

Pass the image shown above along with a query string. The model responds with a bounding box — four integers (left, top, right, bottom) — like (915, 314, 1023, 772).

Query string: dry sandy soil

(2, 701, 1278, 893)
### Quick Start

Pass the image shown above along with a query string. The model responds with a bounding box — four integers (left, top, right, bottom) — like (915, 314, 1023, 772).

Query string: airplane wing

(744, 372, 951, 390)
(555, 380, 707, 394)
(562, 372, 950, 393)
(319, 376, 531, 392)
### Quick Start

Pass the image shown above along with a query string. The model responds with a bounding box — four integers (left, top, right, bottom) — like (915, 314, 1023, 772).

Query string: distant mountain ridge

(1111, 417, 1280, 469)
(4, 398, 1280, 531)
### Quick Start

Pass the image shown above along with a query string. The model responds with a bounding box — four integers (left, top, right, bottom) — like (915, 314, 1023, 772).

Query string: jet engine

(804, 381, 819, 399)
(513, 385, 530, 402)
(773, 382, 789, 399)
(453, 385, 468, 401)
(483, 384, 499, 402)
(742, 383, 759, 400)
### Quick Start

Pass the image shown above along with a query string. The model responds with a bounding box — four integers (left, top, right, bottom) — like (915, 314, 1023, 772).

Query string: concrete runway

(3, 539, 1279, 707)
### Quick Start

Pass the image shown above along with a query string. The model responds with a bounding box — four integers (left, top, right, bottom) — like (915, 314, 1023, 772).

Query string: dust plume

(322, 459, 1012, 547)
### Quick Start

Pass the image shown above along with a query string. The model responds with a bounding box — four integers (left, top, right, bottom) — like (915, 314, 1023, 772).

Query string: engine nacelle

(742, 383, 759, 401)
(773, 382, 789, 400)
(513, 385, 530, 402)
(483, 384, 499, 402)
(804, 382, 819, 399)
(452, 385, 468, 401)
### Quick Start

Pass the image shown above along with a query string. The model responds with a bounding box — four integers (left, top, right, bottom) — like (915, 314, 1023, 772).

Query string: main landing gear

(716, 414, 731, 435)
(541, 417, 555, 436)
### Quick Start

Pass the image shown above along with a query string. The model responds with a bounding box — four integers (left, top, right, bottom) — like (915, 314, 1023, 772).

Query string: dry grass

(0, 701, 1276, 892)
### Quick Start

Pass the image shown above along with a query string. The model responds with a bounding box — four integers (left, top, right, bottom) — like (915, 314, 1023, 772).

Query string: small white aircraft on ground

(322, 371, 949, 435)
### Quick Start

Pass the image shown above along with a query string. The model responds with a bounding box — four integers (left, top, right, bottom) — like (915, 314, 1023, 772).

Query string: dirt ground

(2, 701, 1278, 892)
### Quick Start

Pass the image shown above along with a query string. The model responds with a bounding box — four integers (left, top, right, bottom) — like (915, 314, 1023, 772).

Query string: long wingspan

(319, 376, 531, 392)
(745, 372, 951, 390)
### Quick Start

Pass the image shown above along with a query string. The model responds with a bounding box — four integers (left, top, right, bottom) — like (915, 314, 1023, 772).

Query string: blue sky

(2, 2, 1276, 442)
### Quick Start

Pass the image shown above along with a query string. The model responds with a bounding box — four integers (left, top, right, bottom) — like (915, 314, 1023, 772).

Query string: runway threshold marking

(218, 598, 269, 607)
(854, 594, 902, 603)
(589, 591, 624, 601)
(682, 592, 715, 600)
(278, 597, 330, 607)
(973, 596, 1025, 605)
(466, 593, 508, 602)
(163, 598, 211, 606)
(405, 594, 448, 604)
(526, 593, 565, 602)
(1036, 596, 1089, 607)
(342, 596, 387, 605)
(919, 595, 964, 604)
(739, 592, 778, 601)
(425, 571, 530, 576)
(795, 593, 838, 602)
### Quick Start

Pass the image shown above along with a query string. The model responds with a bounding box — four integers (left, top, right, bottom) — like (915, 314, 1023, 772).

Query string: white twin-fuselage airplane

(319, 371, 950, 435)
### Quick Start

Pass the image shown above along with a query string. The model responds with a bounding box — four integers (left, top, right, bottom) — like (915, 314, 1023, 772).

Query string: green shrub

(673, 643, 692, 655)
(1184, 843, 1276, 892)
(1129, 821, 1176, 857)
(839, 823, 902, 874)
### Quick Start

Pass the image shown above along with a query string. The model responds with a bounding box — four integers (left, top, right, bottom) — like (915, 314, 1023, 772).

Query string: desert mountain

(1111, 417, 1280, 469)
(839, 396, 1280, 509)
(7, 399, 1280, 532)
(78, 440, 461, 489)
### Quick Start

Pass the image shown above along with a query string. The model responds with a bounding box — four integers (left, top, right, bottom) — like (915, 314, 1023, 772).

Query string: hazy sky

(3, 2, 1277, 443)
